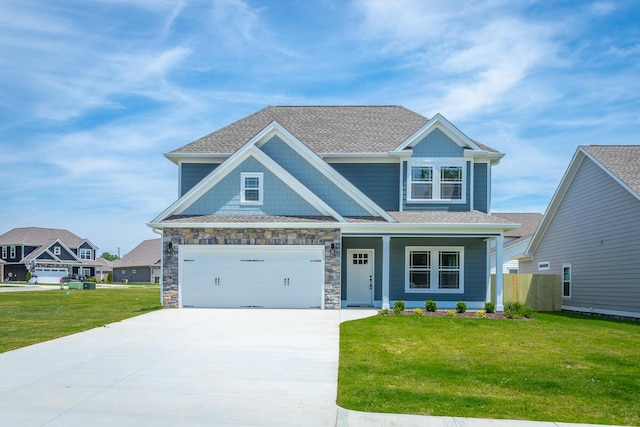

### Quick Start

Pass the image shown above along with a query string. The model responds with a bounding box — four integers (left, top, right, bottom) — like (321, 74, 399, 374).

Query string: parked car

(60, 274, 86, 284)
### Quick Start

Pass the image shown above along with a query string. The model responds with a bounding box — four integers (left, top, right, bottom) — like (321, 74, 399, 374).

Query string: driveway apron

(0, 309, 374, 427)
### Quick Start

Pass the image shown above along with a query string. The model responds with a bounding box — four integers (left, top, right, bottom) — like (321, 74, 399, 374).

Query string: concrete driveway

(0, 309, 374, 427)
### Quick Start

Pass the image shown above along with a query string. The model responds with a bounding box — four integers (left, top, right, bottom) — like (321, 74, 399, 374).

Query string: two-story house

(149, 106, 517, 310)
(0, 227, 99, 283)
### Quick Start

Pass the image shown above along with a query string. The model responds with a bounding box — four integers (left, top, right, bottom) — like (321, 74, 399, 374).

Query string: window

(10, 246, 16, 258)
(408, 159, 465, 202)
(538, 261, 550, 271)
(1, 246, 6, 258)
(79, 248, 92, 260)
(406, 246, 464, 293)
(352, 253, 369, 265)
(54, 246, 61, 255)
(241, 172, 263, 205)
(562, 264, 571, 298)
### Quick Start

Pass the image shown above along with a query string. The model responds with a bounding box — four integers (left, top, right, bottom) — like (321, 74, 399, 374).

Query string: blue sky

(1, 0, 639, 256)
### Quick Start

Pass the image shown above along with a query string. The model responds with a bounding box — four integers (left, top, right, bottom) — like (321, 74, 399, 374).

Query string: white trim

(396, 113, 483, 152)
(406, 158, 467, 203)
(404, 246, 464, 294)
(1, 246, 6, 258)
(53, 246, 61, 256)
(382, 236, 390, 310)
(10, 246, 16, 258)
(469, 160, 474, 211)
(240, 172, 263, 205)
(399, 161, 404, 211)
(562, 305, 640, 319)
(562, 263, 571, 298)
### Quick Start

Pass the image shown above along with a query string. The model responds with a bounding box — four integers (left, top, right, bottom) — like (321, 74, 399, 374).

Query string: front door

(347, 249, 374, 306)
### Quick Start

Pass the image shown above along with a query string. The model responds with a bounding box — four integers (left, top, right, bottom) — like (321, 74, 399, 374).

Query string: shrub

(475, 310, 487, 318)
(86, 277, 97, 283)
(446, 310, 456, 317)
(393, 300, 405, 315)
(425, 300, 437, 312)
(107, 273, 112, 283)
(379, 309, 390, 316)
(504, 301, 535, 319)
(413, 307, 423, 316)
(484, 301, 495, 313)
(456, 301, 467, 313)
(26, 272, 32, 282)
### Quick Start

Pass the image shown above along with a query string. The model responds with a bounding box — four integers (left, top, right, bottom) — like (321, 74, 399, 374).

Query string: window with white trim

(2, 246, 6, 258)
(408, 159, 465, 202)
(54, 246, 61, 256)
(10, 246, 16, 258)
(538, 261, 550, 271)
(562, 264, 571, 298)
(406, 246, 464, 293)
(79, 248, 92, 260)
(241, 172, 263, 205)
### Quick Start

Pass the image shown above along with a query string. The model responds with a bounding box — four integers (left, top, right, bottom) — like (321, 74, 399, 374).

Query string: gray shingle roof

(162, 215, 337, 224)
(169, 106, 498, 155)
(0, 227, 90, 248)
(581, 145, 640, 196)
(491, 213, 543, 238)
(112, 239, 161, 268)
(389, 211, 515, 225)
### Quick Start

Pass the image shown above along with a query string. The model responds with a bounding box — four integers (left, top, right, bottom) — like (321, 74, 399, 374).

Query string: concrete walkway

(0, 309, 628, 427)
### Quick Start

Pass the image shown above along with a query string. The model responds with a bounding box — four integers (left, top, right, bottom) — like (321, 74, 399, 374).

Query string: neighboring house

(490, 213, 543, 274)
(94, 257, 114, 282)
(112, 239, 161, 284)
(0, 259, 5, 283)
(0, 227, 100, 284)
(148, 106, 518, 310)
(520, 145, 640, 319)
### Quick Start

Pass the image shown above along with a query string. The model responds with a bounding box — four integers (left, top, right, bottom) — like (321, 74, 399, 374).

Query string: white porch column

(485, 239, 492, 304)
(495, 234, 504, 312)
(382, 235, 390, 310)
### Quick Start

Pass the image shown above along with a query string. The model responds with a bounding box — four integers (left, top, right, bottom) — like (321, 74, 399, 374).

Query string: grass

(338, 312, 640, 426)
(0, 287, 161, 353)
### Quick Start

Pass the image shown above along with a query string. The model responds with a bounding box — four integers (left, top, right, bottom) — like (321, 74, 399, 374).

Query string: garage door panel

(180, 245, 324, 309)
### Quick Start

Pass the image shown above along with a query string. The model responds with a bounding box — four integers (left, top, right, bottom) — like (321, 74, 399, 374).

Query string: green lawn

(0, 287, 161, 353)
(338, 313, 640, 426)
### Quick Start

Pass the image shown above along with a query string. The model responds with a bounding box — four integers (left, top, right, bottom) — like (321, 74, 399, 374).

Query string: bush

(456, 301, 467, 313)
(504, 301, 535, 319)
(413, 307, 423, 316)
(86, 277, 97, 283)
(393, 300, 405, 315)
(475, 310, 487, 318)
(425, 300, 437, 312)
(446, 310, 456, 317)
(484, 301, 495, 313)
(379, 309, 390, 316)
(26, 272, 32, 282)
(107, 273, 112, 283)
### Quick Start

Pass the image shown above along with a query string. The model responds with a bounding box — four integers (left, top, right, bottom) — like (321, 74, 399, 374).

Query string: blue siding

(389, 237, 487, 302)
(473, 163, 488, 213)
(183, 156, 324, 216)
(342, 237, 383, 301)
(402, 162, 472, 211)
(330, 163, 399, 210)
(181, 163, 220, 196)
(411, 128, 464, 157)
(260, 136, 371, 216)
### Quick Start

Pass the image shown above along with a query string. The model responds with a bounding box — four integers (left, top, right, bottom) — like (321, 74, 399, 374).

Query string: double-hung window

(53, 246, 61, 256)
(10, 246, 16, 259)
(406, 246, 464, 293)
(2, 246, 6, 258)
(241, 172, 263, 205)
(407, 159, 465, 202)
(80, 249, 92, 260)
(562, 264, 571, 298)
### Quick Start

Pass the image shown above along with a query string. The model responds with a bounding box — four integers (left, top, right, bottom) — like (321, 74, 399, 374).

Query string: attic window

(54, 246, 61, 256)
(241, 172, 263, 205)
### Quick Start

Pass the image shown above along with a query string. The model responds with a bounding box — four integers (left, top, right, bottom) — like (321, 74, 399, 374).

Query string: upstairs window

(2, 246, 6, 258)
(408, 159, 465, 202)
(241, 172, 263, 205)
(10, 246, 16, 258)
(80, 248, 92, 260)
(54, 246, 61, 256)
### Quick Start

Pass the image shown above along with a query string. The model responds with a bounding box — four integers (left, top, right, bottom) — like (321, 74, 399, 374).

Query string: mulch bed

(381, 310, 533, 320)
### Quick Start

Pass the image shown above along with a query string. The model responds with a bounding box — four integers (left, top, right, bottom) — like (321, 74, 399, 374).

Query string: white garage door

(180, 245, 325, 309)
(34, 268, 68, 284)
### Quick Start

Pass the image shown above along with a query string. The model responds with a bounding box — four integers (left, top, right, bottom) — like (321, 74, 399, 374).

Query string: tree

(100, 252, 120, 261)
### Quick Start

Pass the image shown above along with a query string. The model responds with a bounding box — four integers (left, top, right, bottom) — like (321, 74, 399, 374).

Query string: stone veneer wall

(162, 227, 341, 309)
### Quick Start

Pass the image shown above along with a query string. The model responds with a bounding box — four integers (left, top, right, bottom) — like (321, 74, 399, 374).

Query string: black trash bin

(82, 282, 96, 290)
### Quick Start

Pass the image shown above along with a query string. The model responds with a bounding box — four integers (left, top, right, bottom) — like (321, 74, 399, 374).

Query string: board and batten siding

(520, 157, 640, 314)
(180, 163, 219, 196)
(330, 163, 399, 211)
(388, 237, 487, 303)
(473, 162, 488, 213)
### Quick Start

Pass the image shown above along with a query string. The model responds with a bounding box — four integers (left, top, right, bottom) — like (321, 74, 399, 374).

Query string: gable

(182, 156, 326, 217)
(260, 135, 372, 216)
(411, 128, 464, 158)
